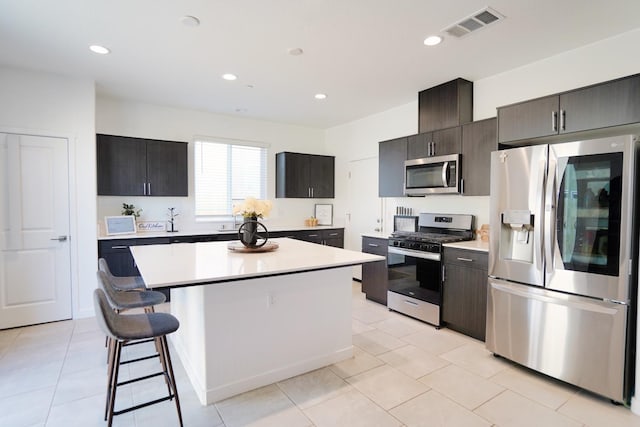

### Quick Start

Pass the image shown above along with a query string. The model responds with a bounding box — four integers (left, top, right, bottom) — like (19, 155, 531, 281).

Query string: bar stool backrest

(97, 270, 122, 309)
(93, 288, 119, 341)
(98, 258, 115, 278)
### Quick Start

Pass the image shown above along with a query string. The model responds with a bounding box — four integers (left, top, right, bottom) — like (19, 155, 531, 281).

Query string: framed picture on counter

(105, 216, 137, 235)
(314, 204, 333, 226)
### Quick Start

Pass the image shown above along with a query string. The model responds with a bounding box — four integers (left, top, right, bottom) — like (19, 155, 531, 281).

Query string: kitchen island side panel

(170, 267, 353, 405)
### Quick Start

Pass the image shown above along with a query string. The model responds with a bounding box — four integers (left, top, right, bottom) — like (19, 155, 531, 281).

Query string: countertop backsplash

(383, 195, 489, 235)
(97, 196, 343, 236)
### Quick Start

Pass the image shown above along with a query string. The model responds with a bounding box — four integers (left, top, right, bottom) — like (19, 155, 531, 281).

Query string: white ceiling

(1, 0, 640, 129)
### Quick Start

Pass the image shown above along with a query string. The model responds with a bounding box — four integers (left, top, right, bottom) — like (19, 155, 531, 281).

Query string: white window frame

(194, 136, 269, 219)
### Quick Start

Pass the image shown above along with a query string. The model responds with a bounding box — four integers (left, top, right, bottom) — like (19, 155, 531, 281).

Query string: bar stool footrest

(112, 394, 176, 416)
(117, 371, 168, 387)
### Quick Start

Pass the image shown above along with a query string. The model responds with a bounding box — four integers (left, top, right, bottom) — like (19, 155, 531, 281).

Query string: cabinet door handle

(552, 111, 558, 132)
(143, 183, 147, 195)
(111, 245, 129, 249)
(311, 187, 314, 197)
(148, 182, 151, 195)
(457, 257, 474, 262)
(560, 109, 566, 131)
(432, 141, 436, 156)
(329, 233, 338, 236)
(460, 178, 464, 194)
(404, 300, 419, 307)
(308, 234, 319, 237)
(368, 243, 379, 247)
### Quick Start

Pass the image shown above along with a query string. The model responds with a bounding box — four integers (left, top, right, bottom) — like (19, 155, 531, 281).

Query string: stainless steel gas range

(387, 213, 474, 326)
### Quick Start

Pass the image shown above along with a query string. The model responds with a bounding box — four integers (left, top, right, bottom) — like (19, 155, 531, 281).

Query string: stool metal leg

(107, 340, 123, 427)
(161, 335, 184, 427)
(155, 336, 173, 398)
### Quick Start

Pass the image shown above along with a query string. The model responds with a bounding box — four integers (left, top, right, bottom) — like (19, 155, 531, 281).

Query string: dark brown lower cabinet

(361, 236, 388, 305)
(292, 229, 344, 247)
(442, 247, 488, 341)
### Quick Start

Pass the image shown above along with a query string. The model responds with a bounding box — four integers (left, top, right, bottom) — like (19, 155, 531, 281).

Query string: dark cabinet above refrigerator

(497, 74, 640, 144)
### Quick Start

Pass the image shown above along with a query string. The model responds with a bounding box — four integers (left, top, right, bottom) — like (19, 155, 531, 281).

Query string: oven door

(387, 246, 443, 325)
(404, 154, 459, 195)
(387, 246, 441, 302)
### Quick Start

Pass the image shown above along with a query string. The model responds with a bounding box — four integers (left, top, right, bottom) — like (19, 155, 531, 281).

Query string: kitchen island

(130, 237, 383, 405)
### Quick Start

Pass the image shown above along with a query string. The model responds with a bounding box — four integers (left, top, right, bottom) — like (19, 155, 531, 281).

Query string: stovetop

(390, 231, 471, 244)
(389, 213, 475, 252)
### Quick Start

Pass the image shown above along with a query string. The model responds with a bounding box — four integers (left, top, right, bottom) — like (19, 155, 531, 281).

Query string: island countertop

(130, 237, 383, 288)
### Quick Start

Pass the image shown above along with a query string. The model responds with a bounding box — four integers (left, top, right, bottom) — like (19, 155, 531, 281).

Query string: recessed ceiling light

(423, 35, 443, 46)
(89, 45, 110, 55)
(180, 15, 200, 27)
(314, 93, 327, 100)
(222, 73, 237, 81)
(287, 47, 304, 56)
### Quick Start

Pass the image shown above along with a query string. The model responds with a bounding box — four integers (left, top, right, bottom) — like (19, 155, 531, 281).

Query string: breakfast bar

(130, 237, 383, 405)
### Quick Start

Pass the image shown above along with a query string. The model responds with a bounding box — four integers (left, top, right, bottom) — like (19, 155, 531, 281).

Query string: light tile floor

(2, 282, 640, 426)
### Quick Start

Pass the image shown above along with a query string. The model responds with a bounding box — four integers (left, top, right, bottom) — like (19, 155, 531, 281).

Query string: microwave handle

(442, 161, 449, 187)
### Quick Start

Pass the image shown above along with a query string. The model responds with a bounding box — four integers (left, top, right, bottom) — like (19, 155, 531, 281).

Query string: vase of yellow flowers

(232, 197, 273, 248)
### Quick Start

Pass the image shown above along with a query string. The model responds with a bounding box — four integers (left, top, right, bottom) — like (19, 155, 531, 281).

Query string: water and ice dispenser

(499, 210, 535, 263)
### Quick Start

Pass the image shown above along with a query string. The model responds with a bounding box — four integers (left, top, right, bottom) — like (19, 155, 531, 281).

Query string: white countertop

(443, 239, 489, 252)
(130, 237, 383, 288)
(98, 225, 343, 240)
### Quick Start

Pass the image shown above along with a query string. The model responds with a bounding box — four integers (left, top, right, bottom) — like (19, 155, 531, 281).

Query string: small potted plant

(121, 203, 142, 219)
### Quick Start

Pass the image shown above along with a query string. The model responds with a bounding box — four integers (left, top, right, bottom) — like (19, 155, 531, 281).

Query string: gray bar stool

(94, 288, 183, 427)
(98, 258, 146, 291)
(97, 270, 168, 375)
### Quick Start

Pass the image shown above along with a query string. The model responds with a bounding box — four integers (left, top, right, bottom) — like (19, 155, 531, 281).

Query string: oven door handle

(388, 246, 440, 261)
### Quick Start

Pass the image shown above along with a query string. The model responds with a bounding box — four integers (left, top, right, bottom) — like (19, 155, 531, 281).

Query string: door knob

(50, 236, 68, 242)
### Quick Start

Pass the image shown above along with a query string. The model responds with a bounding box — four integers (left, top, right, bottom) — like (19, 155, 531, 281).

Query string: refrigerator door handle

(544, 152, 557, 276)
(533, 148, 547, 275)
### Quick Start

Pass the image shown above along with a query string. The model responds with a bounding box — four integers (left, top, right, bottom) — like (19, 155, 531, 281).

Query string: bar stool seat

(94, 288, 183, 427)
(98, 258, 146, 291)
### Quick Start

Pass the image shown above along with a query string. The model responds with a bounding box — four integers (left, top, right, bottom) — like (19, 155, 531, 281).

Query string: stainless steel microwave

(404, 153, 460, 195)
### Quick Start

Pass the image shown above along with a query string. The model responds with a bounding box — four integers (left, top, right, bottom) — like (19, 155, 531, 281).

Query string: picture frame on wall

(105, 215, 137, 235)
(314, 204, 333, 226)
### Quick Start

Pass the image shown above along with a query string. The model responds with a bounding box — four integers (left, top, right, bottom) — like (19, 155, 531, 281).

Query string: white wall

(0, 65, 97, 319)
(96, 97, 328, 232)
(325, 27, 640, 241)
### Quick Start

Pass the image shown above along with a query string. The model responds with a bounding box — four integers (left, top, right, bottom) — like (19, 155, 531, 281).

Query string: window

(194, 139, 268, 216)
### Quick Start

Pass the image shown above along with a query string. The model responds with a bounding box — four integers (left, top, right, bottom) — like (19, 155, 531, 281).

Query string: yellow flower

(233, 197, 272, 218)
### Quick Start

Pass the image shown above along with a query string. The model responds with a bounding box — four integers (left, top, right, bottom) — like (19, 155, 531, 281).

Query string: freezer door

(547, 136, 636, 301)
(489, 145, 547, 286)
(486, 278, 628, 403)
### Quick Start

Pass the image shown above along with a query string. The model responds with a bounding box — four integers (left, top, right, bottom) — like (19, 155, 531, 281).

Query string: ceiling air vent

(444, 7, 504, 38)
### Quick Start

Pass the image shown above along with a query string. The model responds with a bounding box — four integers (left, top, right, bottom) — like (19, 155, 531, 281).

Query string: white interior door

(0, 133, 71, 329)
(346, 157, 382, 280)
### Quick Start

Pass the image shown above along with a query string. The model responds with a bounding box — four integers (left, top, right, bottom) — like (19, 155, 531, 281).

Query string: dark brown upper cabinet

(378, 136, 408, 197)
(498, 74, 640, 144)
(97, 134, 188, 196)
(419, 78, 473, 133)
(461, 118, 497, 196)
(275, 152, 335, 198)
(407, 126, 461, 160)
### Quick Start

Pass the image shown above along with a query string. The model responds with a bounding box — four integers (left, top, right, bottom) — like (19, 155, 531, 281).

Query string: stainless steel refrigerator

(487, 134, 639, 404)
